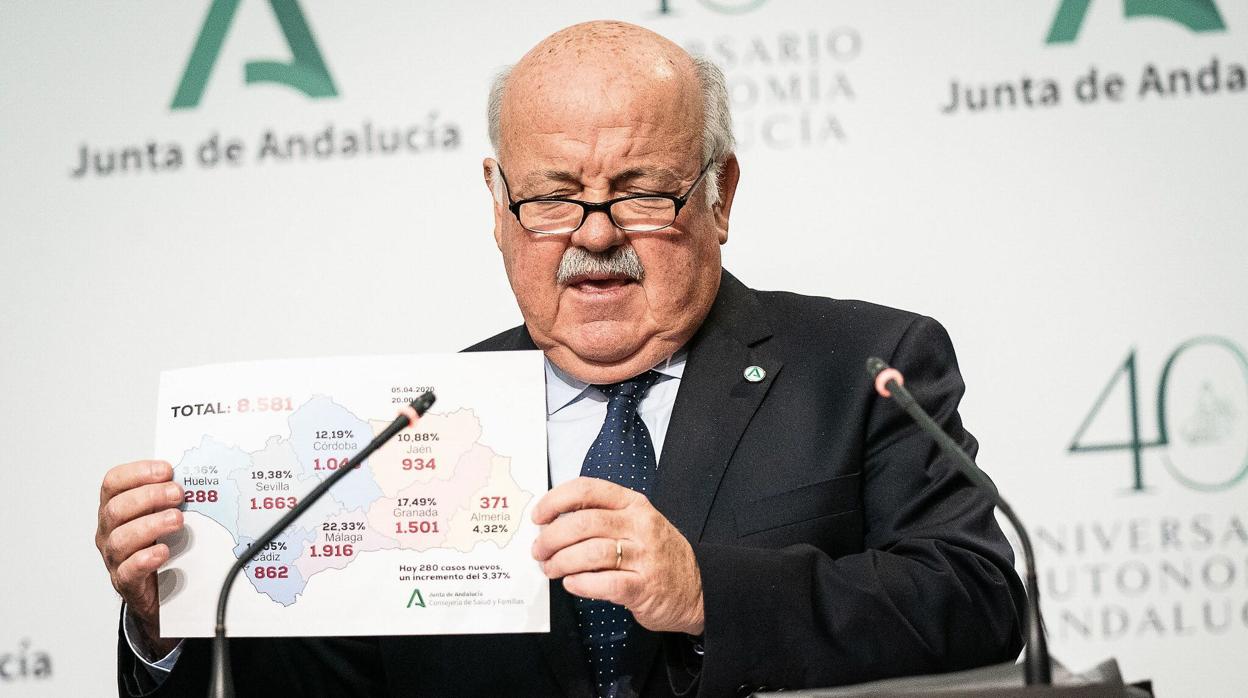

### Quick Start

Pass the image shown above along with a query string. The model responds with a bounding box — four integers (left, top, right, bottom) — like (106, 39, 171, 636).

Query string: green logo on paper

(1046, 0, 1226, 44)
(171, 0, 337, 110)
(407, 588, 426, 608)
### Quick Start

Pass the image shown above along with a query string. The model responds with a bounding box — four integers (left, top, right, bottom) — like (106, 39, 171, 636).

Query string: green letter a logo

(1046, 0, 1226, 44)
(171, 0, 338, 110)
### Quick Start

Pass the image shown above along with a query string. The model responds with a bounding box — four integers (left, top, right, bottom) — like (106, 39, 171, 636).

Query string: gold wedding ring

(615, 539, 623, 569)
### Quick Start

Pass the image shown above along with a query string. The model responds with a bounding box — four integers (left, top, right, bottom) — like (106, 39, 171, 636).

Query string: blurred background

(2, 1, 1245, 695)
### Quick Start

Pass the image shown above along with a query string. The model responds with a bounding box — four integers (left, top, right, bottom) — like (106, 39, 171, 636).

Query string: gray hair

(556, 245, 645, 286)
(487, 56, 734, 209)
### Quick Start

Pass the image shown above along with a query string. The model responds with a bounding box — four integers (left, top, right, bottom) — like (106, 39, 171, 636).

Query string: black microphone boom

(864, 357, 1051, 686)
(207, 391, 436, 698)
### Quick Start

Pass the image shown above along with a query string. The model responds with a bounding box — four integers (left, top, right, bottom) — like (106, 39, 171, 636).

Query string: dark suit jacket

(119, 270, 1025, 697)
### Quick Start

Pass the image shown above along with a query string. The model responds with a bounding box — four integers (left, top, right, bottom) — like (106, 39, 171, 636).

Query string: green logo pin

(743, 366, 766, 383)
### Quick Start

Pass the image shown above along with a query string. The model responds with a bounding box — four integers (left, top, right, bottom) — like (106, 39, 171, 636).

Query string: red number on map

(250, 496, 298, 510)
(309, 544, 354, 558)
(236, 397, 294, 414)
(394, 521, 440, 534)
(401, 458, 436, 471)
(253, 566, 289, 579)
(314, 457, 353, 471)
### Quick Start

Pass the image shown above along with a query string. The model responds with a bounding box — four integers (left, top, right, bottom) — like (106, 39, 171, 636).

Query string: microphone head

(866, 357, 904, 398)
(865, 356, 888, 379)
(411, 391, 436, 416)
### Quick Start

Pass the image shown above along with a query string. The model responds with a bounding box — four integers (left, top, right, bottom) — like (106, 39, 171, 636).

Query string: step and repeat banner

(2, 1, 1244, 695)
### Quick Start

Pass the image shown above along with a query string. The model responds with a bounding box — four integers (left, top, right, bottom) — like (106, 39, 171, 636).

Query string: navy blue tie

(575, 371, 661, 698)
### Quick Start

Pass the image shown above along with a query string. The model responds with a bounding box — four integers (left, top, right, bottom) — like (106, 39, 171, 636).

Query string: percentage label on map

(396, 433, 440, 442)
(315, 429, 355, 439)
(251, 469, 294, 479)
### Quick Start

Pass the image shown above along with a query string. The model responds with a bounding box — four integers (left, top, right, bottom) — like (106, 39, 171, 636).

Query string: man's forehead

(499, 95, 700, 189)
(504, 80, 696, 141)
(513, 164, 688, 192)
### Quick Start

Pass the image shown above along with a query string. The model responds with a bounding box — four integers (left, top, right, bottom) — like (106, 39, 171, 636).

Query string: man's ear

(712, 154, 740, 245)
(483, 158, 505, 248)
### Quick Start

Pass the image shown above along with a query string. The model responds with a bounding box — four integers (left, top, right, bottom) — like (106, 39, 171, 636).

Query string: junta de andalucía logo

(171, 0, 337, 109)
(1046, 0, 1226, 44)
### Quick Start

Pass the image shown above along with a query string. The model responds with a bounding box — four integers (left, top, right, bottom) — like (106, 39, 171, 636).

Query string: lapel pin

(743, 365, 766, 383)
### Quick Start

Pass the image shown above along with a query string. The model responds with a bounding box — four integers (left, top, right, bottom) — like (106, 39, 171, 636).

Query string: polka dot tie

(574, 371, 661, 698)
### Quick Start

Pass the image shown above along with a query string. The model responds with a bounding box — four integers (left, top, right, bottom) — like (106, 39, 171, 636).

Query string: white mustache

(556, 246, 646, 285)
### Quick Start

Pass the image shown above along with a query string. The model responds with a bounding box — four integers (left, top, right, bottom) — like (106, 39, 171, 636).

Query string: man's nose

(569, 207, 628, 252)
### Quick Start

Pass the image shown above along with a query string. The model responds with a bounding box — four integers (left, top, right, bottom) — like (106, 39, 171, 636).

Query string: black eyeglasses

(495, 161, 712, 235)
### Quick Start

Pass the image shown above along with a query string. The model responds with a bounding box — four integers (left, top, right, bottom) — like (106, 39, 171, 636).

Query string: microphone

(208, 391, 436, 698)
(865, 358, 1051, 686)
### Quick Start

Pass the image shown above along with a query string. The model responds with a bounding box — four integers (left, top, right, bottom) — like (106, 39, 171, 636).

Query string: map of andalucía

(174, 396, 532, 606)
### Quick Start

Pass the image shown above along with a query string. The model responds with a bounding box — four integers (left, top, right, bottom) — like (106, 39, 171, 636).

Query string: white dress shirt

(128, 353, 687, 679)
(545, 351, 685, 487)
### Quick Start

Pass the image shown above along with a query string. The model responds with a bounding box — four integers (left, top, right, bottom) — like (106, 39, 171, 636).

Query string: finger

(99, 481, 184, 534)
(541, 537, 621, 579)
(531, 508, 624, 562)
(531, 476, 639, 525)
(114, 543, 171, 596)
(563, 570, 641, 608)
(100, 460, 173, 505)
(104, 509, 183, 569)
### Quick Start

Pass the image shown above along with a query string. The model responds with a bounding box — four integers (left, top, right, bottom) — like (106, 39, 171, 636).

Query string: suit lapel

(651, 271, 782, 542)
(626, 273, 781, 694)
(469, 274, 782, 539)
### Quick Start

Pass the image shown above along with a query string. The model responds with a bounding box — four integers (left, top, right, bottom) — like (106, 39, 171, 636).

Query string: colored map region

(174, 397, 532, 606)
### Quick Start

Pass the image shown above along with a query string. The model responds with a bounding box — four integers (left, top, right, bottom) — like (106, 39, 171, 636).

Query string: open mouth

(563, 272, 637, 292)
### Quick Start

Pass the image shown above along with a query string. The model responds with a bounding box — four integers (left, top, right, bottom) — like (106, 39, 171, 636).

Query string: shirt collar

(545, 350, 687, 416)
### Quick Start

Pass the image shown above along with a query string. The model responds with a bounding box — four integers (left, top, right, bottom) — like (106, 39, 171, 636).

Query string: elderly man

(99, 20, 1024, 698)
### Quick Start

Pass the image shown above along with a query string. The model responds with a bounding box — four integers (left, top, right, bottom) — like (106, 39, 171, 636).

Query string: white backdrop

(2, 1, 1245, 695)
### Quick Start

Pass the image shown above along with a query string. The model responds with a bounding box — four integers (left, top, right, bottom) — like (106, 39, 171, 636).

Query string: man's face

(486, 63, 737, 384)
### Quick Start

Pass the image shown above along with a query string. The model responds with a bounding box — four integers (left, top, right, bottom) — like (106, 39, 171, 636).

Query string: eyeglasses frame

(494, 160, 714, 235)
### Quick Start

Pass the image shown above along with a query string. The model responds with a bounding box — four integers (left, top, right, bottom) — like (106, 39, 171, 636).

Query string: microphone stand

(207, 391, 436, 698)
(865, 358, 1051, 686)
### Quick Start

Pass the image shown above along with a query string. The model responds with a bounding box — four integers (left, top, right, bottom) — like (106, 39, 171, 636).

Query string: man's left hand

(531, 476, 704, 635)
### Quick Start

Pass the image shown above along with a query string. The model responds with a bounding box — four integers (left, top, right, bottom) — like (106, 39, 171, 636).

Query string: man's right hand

(96, 459, 185, 658)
